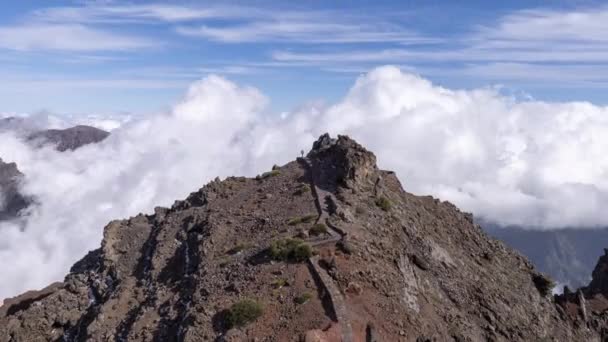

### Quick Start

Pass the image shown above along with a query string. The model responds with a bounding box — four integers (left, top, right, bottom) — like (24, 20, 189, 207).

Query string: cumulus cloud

(1, 66, 608, 300)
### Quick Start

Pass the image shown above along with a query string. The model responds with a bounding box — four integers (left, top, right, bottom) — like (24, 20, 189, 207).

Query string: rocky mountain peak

(307, 134, 378, 190)
(1, 134, 607, 341)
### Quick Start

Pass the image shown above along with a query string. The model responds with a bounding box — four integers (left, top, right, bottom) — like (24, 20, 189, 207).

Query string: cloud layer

(1, 66, 608, 300)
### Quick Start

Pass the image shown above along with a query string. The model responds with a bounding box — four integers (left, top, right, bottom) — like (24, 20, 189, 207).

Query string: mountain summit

(1, 134, 606, 341)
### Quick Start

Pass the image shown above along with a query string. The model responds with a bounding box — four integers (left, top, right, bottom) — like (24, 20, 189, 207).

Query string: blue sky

(1, 0, 608, 114)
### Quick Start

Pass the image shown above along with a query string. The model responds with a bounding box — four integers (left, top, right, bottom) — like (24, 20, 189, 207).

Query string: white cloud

(0, 24, 157, 51)
(476, 7, 608, 44)
(177, 21, 432, 44)
(32, 4, 259, 23)
(2, 66, 608, 301)
(30, 3, 432, 45)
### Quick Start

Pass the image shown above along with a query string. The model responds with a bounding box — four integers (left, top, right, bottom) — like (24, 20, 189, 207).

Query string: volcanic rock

(0, 134, 605, 341)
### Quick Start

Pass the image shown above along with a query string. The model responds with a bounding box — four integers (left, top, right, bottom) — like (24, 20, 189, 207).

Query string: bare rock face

(556, 249, 608, 332)
(0, 158, 30, 221)
(0, 134, 605, 341)
(27, 125, 109, 151)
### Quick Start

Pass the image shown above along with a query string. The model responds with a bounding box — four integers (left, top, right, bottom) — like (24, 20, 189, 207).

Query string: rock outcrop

(556, 249, 608, 333)
(0, 134, 606, 341)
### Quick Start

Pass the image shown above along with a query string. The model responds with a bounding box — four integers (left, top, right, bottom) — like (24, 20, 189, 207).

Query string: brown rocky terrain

(1, 134, 607, 341)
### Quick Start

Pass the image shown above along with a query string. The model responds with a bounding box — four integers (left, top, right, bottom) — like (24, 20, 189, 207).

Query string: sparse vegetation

(272, 164, 280, 170)
(337, 240, 354, 255)
(255, 169, 281, 180)
(269, 238, 312, 262)
(287, 214, 317, 226)
(294, 292, 313, 305)
(294, 184, 311, 196)
(309, 223, 328, 236)
(375, 196, 392, 211)
(226, 299, 264, 328)
(263, 170, 281, 178)
(271, 278, 288, 289)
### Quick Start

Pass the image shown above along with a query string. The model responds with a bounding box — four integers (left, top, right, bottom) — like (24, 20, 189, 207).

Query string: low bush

(269, 238, 312, 262)
(375, 196, 392, 211)
(262, 170, 281, 179)
(272, 278, 288, 289)
(294, 184, 311, 196)
(287, 214, 317, 226)
(309, 223, 328, 236)
(294, 292, 313, 305)
(226, 299, 264, 328)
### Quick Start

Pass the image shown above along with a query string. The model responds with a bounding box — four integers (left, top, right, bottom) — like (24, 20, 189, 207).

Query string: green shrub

(293, 243, 313, 261)
(269, 239, 312, 262)
(262, 170, 281, 178)
(375, 196, 392, 211)
(287, 214, 317, 226)
(272, 278, 288, 289)
(309, 223, 328, 236)
(226, 299, 264, 328)
(337, 240, 354, 255)
(294, 292, 313, 305)
(294, 184, 311, 196)
(272, 164, 280, 170)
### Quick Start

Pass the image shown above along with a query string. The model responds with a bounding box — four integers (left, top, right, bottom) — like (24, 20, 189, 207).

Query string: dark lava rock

(0, 134, 605, 341)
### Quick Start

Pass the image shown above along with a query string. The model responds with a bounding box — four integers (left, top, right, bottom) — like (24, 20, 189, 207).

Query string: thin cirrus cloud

(30, 4, 261, 23)
(0, 23, 157, 52)
(31, 3, 434, 45)
(271, 6, 608, 65)
(176, 21, 434, 44)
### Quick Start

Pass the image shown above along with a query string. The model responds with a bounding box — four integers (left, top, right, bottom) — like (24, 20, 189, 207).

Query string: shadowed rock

(0, 158, 31, 221)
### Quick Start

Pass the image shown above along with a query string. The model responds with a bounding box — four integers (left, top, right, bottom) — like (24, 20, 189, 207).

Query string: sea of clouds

(1, 65, 607, 300)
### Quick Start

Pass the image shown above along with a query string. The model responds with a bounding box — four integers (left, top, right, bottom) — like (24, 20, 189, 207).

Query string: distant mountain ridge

(484, 224, 608, 289)
(26, 125, 109, 152)
(0, 119, 109, 221)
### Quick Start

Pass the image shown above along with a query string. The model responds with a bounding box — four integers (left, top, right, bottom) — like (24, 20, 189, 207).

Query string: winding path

(300, 157, 354, 342)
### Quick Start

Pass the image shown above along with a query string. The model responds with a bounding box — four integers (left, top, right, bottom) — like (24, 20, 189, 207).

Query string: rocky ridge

(1, 134, 607, 341)
(26, 125, 109, 152)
